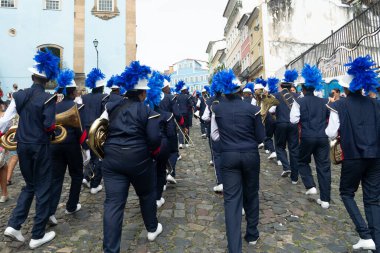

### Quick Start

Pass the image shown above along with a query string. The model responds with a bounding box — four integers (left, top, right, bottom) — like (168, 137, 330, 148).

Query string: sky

(136, 0, 226, 72)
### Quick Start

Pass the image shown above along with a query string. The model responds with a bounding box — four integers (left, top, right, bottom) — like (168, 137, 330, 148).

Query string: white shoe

(185, 144, 190, 148)
(65, 203, 81, 214)
(291, 181, 298, 185)
(29, 231, 56, 249)
(213, 184, 223, 192)
(305, 187, 317, 195)
(0, 195, 9, 203)
(177, 155, 182, 161)
(268, 152, 277, 159)
(163, 185, 167, 191)
(209, 160, 214, 166)
(179, 144, 183, 149)
(82, 179, 90, 188)
(317, 199, 330, 209)
(242, 209, 245, 216)
(90, 185, 103, 194)
(147, 223, 163, 241)
(249, 237, 259, 245)
(258, 143, 264, 149)
(281, 170, 291, 177)
(352, 238, 376, 250)
(49, 215, 58, 226)
(201, 134, 206, 138)
(4, 227, 25, 242)
(166, 174, 177, 184)
(157, 200, 163, 208)
(277, 160, 282, 166)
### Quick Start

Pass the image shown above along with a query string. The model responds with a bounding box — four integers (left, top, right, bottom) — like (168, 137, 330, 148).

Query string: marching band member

(202, 81, 224, 193)
(290, 65, 331, 209)
(211, 69, 265, 252)
(48, 69, 85, 225)
(197, 89, 207, 138)
(242, 83, 254, 104)
(106, 75, 123, 102)
(1, 50, 59, 249)
(101, 61, 162, 253)
(176, 81, 193, 149)
(326, 56, 380, 251)
(253, 79, 267, 149)
(81, 68, 108, 194)
(270, 70, 300, 183)
(160, 77, 182, 184)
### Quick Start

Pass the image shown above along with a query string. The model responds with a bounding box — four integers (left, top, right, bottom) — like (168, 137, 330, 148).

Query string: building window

(45, 0, 60, 10)
(97, 0, 113, 11)
(1, 0, 15, 8)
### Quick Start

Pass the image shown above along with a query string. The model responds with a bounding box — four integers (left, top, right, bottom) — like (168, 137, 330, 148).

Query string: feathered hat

(163, 75, 171, 88)
(203, 85, 212, 96)
(301, 64, 323, 91)
(282, 69, 299, 86)
(56, 69, 76, 94)
(340, 55, 380, 93)
(212, 69, 241, 95)
(107, 75, 121, 89)
(28, 50, 60, 80)
(175, 80, 187, 93)
(120, 61, 152, 91)
(86, 68, 106, 89)
(254, 78, 267, 90)
(267, 77, 279, 94)
(243, 82, 254, 93)
(146, 71, 164, 108)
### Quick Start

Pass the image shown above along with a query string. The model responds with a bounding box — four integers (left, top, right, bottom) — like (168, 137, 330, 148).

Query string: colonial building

(0, 0, 136, 94)
(206, 39, 226, 76)
(167, 59, 209, 94)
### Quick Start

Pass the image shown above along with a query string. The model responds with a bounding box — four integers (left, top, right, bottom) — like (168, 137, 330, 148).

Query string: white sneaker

(352, 238, 376, 250)
(268, 152, 277, 159)
(82, 179, 90, 188)
(209, 160, 214, 166)
(291, 181, 298, 185)
(281, 170, 291, 177)
(242, 209, 245, 216)
(90, 185, 103, 194)
(185, 144, 190, 148)
(305, 187, 317, 195)
(49, 215, 58, 226)
(163, 185, 167, 191)
(4, 227, 25, 242)
(157, 200, 163, 208)
(179, 144, 183, 149)
(249, 237, 260, 245)
(65, 203, 81, 214)
(0, 195, 9, 203)
(317, 199, 330, 209)
(29, 231, 56, 249)
(201, 134, 206, 138)
(213, 184, 223, 192)
(258, 143, 264, 149)
(277, 160, 282, 166)
(177, 155, 182, 161)
(265, 150, 270, 154)
(166, 174, 177, 184)
(147, 223, 163, 241)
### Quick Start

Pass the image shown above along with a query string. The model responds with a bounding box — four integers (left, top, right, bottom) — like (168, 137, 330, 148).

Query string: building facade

(168, 59, 209, 94)
(206, 39, 226, 77)
(0, 0, 136, 95)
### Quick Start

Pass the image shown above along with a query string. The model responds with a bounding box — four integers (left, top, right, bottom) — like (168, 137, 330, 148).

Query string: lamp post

(93, 39, 99, 68)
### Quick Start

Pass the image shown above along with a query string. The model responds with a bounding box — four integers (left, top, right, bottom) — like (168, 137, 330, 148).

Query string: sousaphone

(87, 117, 108, 159)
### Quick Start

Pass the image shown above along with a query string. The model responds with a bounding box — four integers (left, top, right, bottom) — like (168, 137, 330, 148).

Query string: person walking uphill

(210, 69, 265, 253)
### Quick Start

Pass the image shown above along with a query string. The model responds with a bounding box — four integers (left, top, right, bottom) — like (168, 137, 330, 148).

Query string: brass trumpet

(0, 104, 82, 151)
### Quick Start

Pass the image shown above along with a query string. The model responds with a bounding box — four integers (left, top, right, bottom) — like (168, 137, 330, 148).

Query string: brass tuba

(0, 104, 82, 151)
(259, 93, 280, 125)
(87, 117, 109, 159)
(330, 138, 343, 165)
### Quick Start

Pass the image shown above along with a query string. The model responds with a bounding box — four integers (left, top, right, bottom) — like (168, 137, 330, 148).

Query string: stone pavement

(0, 123, 370, 253)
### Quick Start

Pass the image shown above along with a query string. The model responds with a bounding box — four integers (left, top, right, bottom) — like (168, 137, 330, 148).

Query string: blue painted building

(0, 0, 136, 96)
(169, 59, 209, 94)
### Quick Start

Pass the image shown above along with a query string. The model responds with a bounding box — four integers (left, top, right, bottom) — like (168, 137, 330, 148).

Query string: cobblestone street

(0, 124, 369, 253)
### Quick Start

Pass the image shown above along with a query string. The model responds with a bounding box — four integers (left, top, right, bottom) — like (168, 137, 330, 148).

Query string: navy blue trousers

(221, 152, 260, 253)
(211, 140, 222, 185)
(102, 145, 158, 253)
(8, 143, 52, 239)
(200, 119, 207, 135)
(298, 137, 331, 202)
(178, 128, 190, 145)
(168, 134, 179, 177)
(275, 122, 299, 181)
(340, 158, 380, 251)
(84, 150, 102, 188)
(156, 138, 170, 200)
(49, 143, 83, 215)
(264, 137, 275, 153)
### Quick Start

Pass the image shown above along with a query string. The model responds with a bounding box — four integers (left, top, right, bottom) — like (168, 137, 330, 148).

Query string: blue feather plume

(170, 87, 176, 95)
(267, 77, 279, 94)
(120, 61, 152, 91)
(164, 74, 171, 82)
(146, 71, 164, 108)
(345, 55, 379, 93)
(284, 69, 299, 83)
(255, 78, 267, 87)
(175, 80, 186, 93)
(204, 85, 213, 96)
(34, 50, 60, 80)
(56, 69, 75, 95)
(107, 75, 117, 88)
(301, 64, 323, 91)
(212, 69, 237, 94)
(120, 87, 127, 96)
(86, 68, 105, 89)
(245, 82, 254, 93)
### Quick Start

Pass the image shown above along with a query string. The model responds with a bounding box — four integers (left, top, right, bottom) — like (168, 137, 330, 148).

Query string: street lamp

(93, 39, 99, 68)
